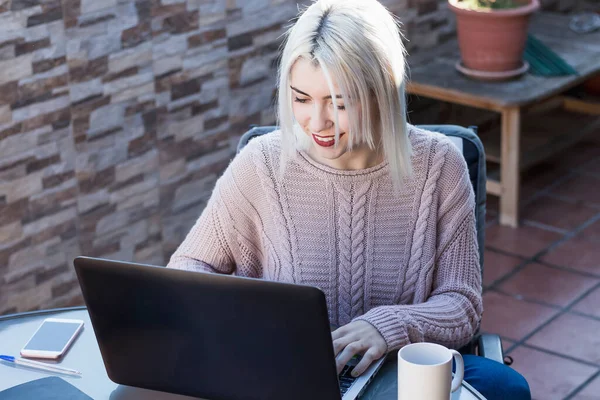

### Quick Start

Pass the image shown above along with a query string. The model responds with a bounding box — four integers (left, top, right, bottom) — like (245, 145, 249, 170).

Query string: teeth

(313, 133, 345, 144)
(314, 135, 335, 141)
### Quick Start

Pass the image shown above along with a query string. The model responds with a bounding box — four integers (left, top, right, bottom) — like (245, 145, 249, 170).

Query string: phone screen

(23, 321, 82, 352)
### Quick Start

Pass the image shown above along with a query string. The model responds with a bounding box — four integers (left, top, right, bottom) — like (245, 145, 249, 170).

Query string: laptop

(74, 256, 385, 400)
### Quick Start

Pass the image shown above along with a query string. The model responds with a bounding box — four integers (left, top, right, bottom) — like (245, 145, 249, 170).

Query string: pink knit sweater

(167, 125, 483, 352)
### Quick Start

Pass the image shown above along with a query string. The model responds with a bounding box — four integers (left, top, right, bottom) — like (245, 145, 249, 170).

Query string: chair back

(237, 124, 486, 270)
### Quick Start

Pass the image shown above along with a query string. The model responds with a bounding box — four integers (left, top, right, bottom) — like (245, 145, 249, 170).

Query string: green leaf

(457, 0, 522, 10)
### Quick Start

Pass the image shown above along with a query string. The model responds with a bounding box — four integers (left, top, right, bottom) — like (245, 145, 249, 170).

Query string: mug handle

(450, 350, 464, 392)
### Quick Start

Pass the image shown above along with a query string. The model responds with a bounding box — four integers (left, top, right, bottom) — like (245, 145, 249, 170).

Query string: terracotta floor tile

(527, 313, 600, 364)
(551, 173, 600, 206)
(481, 291, 559, 341)
(521, 186, 545, 205)
(508, 346, 597, 400)
(502, 338, 516, 353)
(485, 224, 563, 258)
(516, 157, 570, 204)
(583, 157, 600, 178)
(556, 141, 600, 172)
(582, 219, 600, 242)
(486, 194, 499, 214)
(521, 159, 571, 190)
(482, 250, 523, 288)
(582, 156, 600, 175)
(572, 374, 600, 400)
(572, 286, 600, 319)
(497, 263, 599, 307)
(485, 213, 497, 224)
(519, 140, 600, 204)
(521, 196, 599, 231)
(541, 236, 600, 276)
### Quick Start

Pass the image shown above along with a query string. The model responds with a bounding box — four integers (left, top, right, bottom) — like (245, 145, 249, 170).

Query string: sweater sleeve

(166, 143, 265, 278)
(354, 138, 483, 352)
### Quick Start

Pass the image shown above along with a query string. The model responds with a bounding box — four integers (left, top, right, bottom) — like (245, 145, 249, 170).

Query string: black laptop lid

(74, 256, 341, 400)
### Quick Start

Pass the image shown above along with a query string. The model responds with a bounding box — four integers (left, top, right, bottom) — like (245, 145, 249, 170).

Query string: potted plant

(449, 0, 540, 77)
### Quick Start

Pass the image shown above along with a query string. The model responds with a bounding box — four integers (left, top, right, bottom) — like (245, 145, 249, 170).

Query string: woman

(167, 0, 531, 399)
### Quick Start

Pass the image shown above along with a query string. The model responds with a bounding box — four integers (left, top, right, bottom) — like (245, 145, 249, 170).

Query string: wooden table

(407, 12, 600, 227)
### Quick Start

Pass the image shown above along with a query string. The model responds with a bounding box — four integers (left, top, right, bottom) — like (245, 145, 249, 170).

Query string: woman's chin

(309, 146, 347, 165)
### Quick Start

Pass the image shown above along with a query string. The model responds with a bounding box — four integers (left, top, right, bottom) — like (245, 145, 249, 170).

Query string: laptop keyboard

(339, 364, 357, 394)
(338, 356, 360, 395)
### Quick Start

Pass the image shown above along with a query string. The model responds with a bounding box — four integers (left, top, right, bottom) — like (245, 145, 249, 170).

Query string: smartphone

(20, 318, 84, 359)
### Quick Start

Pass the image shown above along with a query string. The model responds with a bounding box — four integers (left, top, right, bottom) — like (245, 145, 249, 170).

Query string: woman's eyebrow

(290, 86, 342, 100)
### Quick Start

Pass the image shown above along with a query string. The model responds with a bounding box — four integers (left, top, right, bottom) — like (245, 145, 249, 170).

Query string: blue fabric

(460, 355, 531, 400)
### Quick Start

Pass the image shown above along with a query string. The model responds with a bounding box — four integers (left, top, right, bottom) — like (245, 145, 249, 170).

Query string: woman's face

(290, 58, 379, 170)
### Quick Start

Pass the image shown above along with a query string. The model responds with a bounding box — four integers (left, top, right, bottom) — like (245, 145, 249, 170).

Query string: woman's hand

(332, 320, 387, 377)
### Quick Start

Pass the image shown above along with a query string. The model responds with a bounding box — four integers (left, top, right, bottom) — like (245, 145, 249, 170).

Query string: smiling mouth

(312, 133, 346, 148)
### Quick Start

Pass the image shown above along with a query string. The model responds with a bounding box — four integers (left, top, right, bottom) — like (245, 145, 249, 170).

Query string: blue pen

(0, 355, 81, 376)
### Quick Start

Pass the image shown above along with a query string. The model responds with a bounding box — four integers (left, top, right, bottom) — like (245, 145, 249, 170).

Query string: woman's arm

(334, 210, 482, 377)
(166, 188, 236, 274)
(166, 143, 265, 277)
(354, 136, 483, 352)
(354, 211, 483, 352)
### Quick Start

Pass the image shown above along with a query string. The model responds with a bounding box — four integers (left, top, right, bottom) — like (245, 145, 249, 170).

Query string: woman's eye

(294, 97, 308, 104)
(336, 105, 346, 111)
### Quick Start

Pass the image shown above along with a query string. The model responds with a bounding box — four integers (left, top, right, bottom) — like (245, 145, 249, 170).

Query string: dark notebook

(0, 377, 92, 400)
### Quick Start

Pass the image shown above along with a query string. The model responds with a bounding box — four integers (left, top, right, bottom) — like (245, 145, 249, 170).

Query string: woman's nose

(309, 105, 331, 133)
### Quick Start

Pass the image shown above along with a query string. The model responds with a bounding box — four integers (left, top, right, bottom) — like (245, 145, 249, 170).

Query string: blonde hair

(277, 0, 413, 188)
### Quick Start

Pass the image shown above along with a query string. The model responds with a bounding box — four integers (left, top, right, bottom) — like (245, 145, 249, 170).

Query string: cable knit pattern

(350, 182, 370, 318)
(167, 125, 483, 353)
(400, 140, 450, 304)
(333, 181, 370, 324)
(253, 142, 295, 283)
(336, 183, 354, 324)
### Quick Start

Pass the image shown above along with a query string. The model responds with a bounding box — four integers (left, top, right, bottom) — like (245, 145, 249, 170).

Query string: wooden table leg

(499, 107, 521, 228)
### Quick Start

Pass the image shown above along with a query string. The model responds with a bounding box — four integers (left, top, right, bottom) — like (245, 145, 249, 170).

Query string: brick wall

(0, 0, 304, 314)
(0, 0, 593, 314)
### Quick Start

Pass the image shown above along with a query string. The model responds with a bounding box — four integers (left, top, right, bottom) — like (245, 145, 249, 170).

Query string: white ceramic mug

(397, 342, 464, 400)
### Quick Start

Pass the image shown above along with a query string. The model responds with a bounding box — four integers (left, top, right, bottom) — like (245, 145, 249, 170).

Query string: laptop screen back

(74, 257, 342, 400)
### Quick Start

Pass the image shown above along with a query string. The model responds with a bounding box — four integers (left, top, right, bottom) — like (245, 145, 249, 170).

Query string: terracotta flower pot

(582, 11, 600, 96)
(583, 74, 600, 96)
(449, 0, 540, 72)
